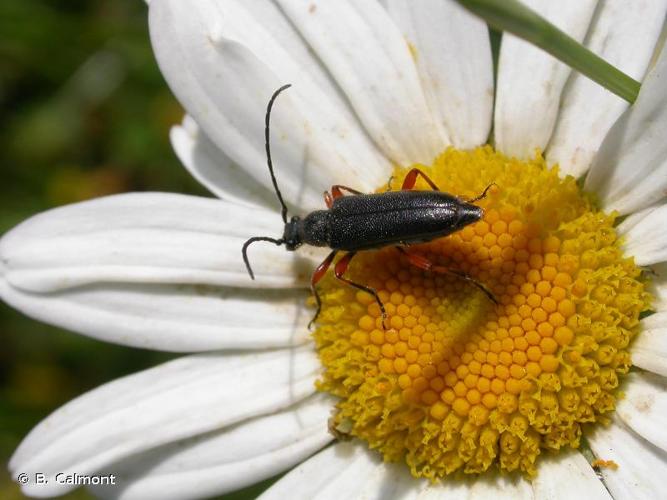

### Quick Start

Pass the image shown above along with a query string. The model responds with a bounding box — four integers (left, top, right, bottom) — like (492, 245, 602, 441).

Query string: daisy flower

(4, 0, 667, 498)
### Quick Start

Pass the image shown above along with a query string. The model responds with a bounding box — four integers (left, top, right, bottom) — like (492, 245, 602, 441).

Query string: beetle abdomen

(329, 191, 482, 251)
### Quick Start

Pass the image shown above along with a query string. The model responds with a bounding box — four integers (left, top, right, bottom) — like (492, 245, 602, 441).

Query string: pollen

(312, 146, 650, 479)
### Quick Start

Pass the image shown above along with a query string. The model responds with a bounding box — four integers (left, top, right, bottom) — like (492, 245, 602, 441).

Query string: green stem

(456, 0, 641, 103)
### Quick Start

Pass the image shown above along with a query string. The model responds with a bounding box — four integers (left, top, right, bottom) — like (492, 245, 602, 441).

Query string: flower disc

(313, 146, 650, 479)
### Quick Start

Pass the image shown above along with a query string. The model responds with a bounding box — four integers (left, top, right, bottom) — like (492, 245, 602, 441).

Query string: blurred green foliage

(0, 1, 278, 498)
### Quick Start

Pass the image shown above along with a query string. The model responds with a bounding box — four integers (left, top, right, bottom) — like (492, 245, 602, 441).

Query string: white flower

(4, 0, 667, 499)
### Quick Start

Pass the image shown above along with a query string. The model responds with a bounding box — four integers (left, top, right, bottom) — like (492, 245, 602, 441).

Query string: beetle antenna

(265, 84, 292, 224)
(242, 236, 285, 280)
(468, 183, 498, 204)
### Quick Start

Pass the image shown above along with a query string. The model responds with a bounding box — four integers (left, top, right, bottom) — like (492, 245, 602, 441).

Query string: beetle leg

(309, 250, 337, 329)
(397, 247, 498, 305)
(401, 168, 441, 191)
(334, 252, 389, 329)
(324, 185, 364, 208)
(323, 191, 334, 208)
(466, 183, 498, 204)
(331, 185, 364, 198)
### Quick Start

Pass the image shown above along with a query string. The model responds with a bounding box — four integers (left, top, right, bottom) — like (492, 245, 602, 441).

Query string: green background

(0, 1, 275, 498)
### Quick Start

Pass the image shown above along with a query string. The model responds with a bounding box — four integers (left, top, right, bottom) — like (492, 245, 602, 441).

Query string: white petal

(170, 116, 275, 209)
(258, 443, 380, 500)
(260, 444, 435, 500)
(532, 451, 611, 500)
(415, 480, 472, 500)
(616, 372, 667, 453)
(470, 475, 533, 500)
(585, 40, 667, 215)
(384, 0, 493, 148)
(265, 448, 606, 500)
(262, 442, 536, 500)
(10, 347, 319, 498)
(588, 417, 667, 500)
(494, 0, 598, 159)
(90, 394, 334, 500)
(632, 312, 667, 377)
(546, 0, 667, 178)
(616, 202, 664, 235)
(277, 0, 444, 165)
(617, 202, 667, 266)
(0, 193, 319, 292)
(0, 282, 310, 351)
(150, 0, 390, 213)
(648, 261, 667, 310)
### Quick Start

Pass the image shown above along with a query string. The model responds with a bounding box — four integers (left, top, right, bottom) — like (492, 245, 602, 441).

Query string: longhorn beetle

(242, 84, 497, 329)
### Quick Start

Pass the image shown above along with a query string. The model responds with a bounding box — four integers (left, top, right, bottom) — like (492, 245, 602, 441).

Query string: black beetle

(242, 84, 496, 328)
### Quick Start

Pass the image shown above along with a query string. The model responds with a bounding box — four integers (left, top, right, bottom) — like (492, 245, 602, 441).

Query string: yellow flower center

(313, 146, 650, 479)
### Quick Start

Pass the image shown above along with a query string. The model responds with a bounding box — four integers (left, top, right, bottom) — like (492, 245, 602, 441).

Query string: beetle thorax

(298, 210, 330, 248)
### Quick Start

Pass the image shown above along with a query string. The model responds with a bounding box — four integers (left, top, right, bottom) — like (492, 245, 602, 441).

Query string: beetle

(242, 84, 497, 328)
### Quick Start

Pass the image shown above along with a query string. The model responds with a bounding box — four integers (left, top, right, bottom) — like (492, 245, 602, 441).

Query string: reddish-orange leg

(309, 250, 337, 329)
(309, 250, 388, 330)
(402, 168, 441, 191)
(403, 168, 496, 205)
(325, 170, 442, 204)
(396, 247, 498, 304)
(334, 252, 388, 329)
(323, 184, 364, 208)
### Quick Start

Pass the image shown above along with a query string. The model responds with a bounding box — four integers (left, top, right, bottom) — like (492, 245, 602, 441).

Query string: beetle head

(453, 182, 496, 232)
(454, 203, 484, 231)
(283, 216, 303, 251)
